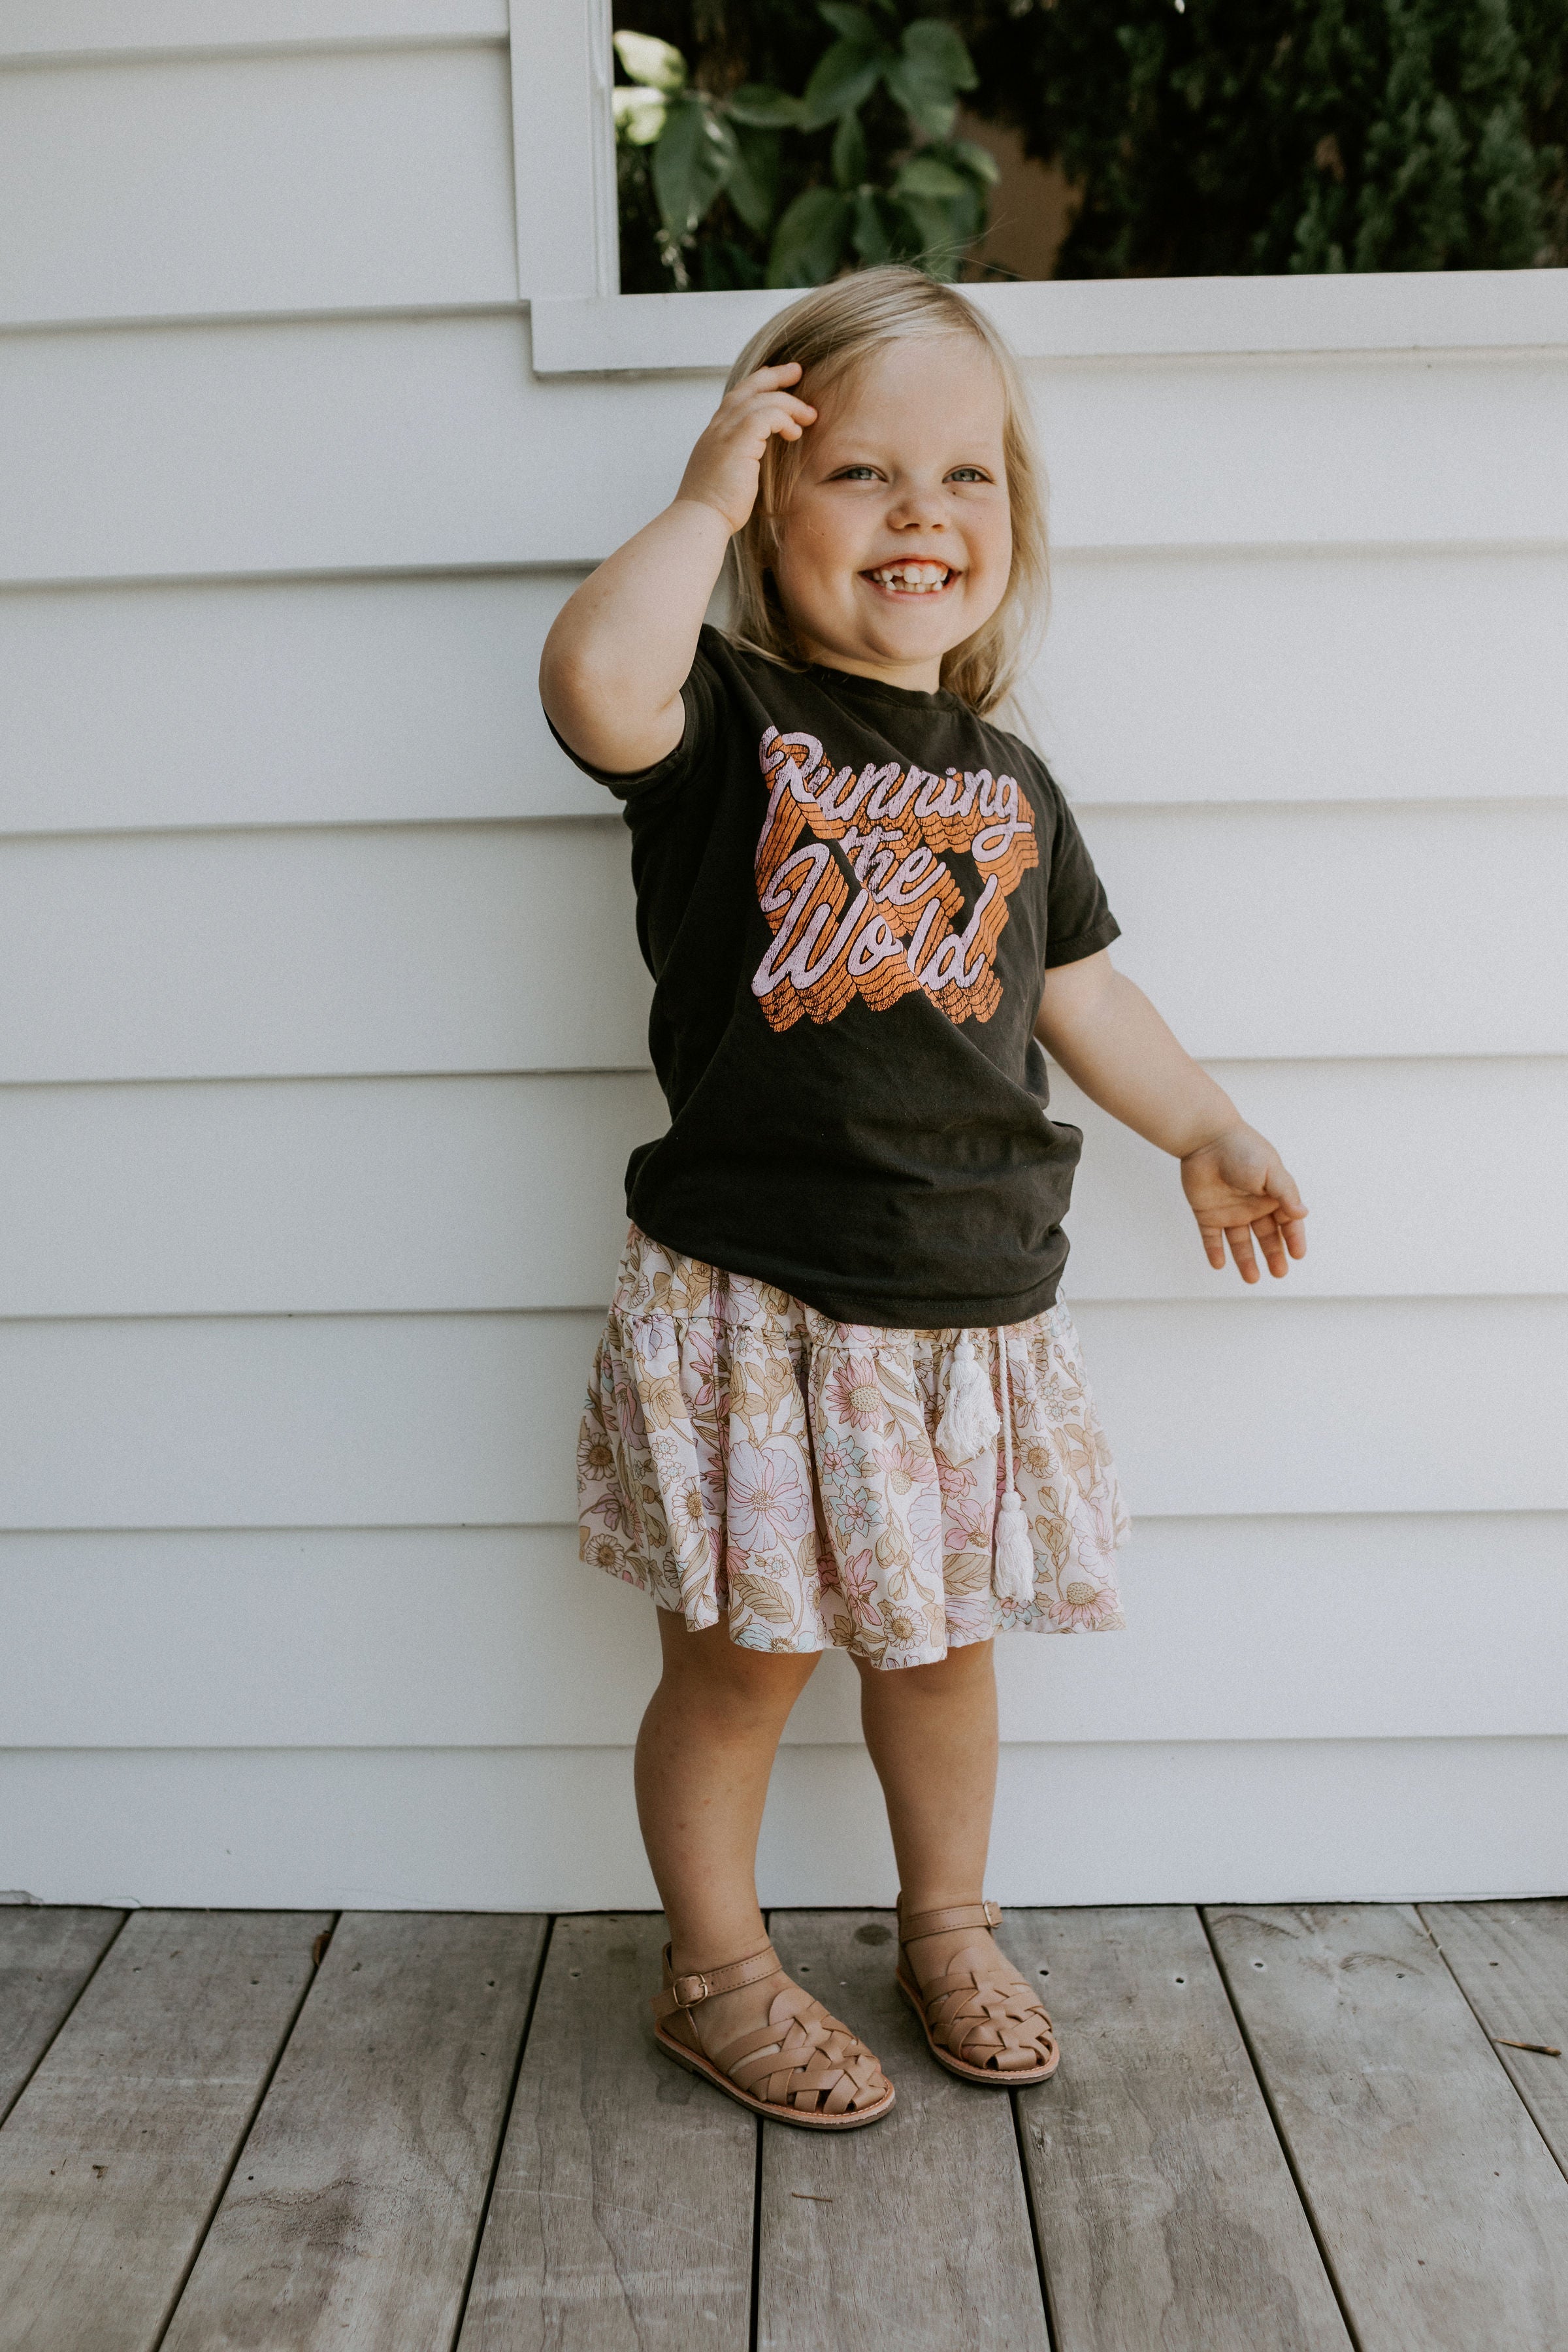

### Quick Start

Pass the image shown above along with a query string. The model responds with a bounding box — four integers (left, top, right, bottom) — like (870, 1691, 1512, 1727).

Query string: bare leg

(853, 1637, 1033, 1993)
(634, 1607, 819, 2053)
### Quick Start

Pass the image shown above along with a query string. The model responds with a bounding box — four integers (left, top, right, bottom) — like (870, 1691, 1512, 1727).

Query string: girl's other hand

(675, 363, 817, 536)
(1180, 1125, 1309, 1282)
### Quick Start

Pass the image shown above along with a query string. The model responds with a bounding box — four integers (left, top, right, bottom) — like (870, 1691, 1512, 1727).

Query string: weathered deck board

(1422, 1899, 1568, 2178)
(0, 1908, 327, 2352)
(1207, 1903, 1568, 2352)
(0, 1906, 123, 2124)
(161, 1910, 545, 2352)
(458, 1912, 754, 2352)
(756, 1910, 1049, 2352)
(1008, 1906, 1349, 2352)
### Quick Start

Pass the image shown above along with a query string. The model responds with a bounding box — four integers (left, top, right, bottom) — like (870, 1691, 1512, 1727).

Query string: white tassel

(935, 1333, 1000, 1465)
(994, 1490, 1036, 1606)
(992, 1332, 1037, 1607)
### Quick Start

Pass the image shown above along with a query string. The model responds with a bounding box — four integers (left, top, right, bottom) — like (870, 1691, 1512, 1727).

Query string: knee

(855, 1640, 993, 1703)
(657, 1616, 819, 1725)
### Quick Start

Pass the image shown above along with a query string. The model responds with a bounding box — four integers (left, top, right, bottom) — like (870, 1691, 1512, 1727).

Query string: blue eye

(948, 467, 989, 483)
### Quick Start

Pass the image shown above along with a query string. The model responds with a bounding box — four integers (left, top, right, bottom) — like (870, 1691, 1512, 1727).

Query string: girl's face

(768, 335, 1013, 693)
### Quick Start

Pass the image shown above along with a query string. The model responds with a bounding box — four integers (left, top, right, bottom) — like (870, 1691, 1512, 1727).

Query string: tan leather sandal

(651, 1940, 895, 2129)
(895, 1898, 1060, 2085)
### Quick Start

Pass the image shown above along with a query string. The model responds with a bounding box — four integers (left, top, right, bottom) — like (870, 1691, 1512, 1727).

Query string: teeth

(870, 563, 951, 591)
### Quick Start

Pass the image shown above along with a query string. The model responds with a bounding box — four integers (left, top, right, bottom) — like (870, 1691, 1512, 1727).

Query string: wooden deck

(1, 1903, 1565, 2351)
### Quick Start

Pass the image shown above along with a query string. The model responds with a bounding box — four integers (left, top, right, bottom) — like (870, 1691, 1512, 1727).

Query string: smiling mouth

(864, 561, 955, 595)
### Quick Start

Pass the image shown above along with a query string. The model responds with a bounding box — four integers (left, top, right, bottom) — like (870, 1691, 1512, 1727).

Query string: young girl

(541, 267, 1306, 2131)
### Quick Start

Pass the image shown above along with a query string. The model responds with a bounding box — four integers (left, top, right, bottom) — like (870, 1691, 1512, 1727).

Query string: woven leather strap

(915, 1964, 1058, 2076)
(650, 1942, 783, 2017)
(898, 1898, 1003, 1942)
(711, 1989, 889, 2117)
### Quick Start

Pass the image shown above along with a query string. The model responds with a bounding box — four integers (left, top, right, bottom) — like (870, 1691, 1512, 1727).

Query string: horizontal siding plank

(1, 1298, 1562, 1529)
(0, 46, 515, 329)
(1037, 546, 1568, 808)
(1, 806, 1561, 1083)
(3, 1515, 1564, 1750)
(0, 574, 597, 836)
(0, 2, 506, 64)
(0, 823, 652, 1082)
(0, 1739, 1563, 1909)
(2, 1060, 1560, 1316)
(5, 555, 1563, 838)
(3, 319, 1566, 584)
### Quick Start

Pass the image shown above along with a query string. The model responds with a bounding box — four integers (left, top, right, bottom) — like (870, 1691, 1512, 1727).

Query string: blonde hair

(721, 266, 1047, 717)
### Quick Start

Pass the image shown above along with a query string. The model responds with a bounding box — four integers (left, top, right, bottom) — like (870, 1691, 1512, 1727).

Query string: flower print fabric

(578, 1226, 1129, 1671)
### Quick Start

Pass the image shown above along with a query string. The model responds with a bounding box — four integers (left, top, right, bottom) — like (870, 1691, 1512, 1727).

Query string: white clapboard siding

(3, 1738, 1565, 1909)
(0, 824, 652, 1081)
(3, 1060, 1564, 1317)
(0, 1, 508, 65)
(3, 1298, 1564, 1531)
(5, 553, 1564, 838)
(0, 574, 598, 836)
(1034, 546, 1568, 808)
(0, 44, 515, 327)
(3, 804, 1561, 1083)
(5, 321, 1568, 585)
(6, 1516, 1565, 1750)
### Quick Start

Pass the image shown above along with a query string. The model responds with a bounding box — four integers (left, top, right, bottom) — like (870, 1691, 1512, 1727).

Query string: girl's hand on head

(1180, 1124, 1309, 1283)
(674, 363, 817, 537)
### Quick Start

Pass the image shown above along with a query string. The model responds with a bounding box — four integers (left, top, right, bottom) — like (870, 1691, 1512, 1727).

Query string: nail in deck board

(1422, 1900, 1568, 2176)
(0, 1908, 328, 2352)
(161, 1910, 545, 2352)
(757, 1910, 1050, 2352)
(1207, 1903, 1568, 2351)
(1008, 1907, 1349, 2352)
(458, 1913, 753, 2352)
(0, 1907, 123, 2124)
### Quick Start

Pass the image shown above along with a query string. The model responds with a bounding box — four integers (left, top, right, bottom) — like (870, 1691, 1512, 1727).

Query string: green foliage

(613, 3, 996, 289)
(960, 0, 1568, 276)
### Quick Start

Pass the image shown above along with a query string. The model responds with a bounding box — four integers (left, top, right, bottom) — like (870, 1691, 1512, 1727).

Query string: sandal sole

(896, 1965, 1060, 2087)
(654, 2023, 896, 2129)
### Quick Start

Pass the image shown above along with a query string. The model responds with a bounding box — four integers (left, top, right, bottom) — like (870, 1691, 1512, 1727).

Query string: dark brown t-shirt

(549, 625, 1119, 1328)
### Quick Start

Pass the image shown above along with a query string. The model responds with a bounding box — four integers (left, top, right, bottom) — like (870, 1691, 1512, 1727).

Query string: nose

(885, 482, 947, 531)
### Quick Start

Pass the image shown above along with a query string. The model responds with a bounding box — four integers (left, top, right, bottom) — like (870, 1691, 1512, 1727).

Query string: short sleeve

(542, 637, 719, 807)
(1040, 772, 1120, 968)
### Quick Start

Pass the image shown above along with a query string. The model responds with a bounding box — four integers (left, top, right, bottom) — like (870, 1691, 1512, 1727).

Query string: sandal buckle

(671, 1971, 709, 2008)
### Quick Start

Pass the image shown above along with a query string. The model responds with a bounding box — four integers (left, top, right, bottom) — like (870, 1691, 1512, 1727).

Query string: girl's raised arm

(538, 362, 816, 777)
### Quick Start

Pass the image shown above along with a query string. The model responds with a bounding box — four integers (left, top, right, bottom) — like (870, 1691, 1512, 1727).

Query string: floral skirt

(576, 1225, 1130, 1671)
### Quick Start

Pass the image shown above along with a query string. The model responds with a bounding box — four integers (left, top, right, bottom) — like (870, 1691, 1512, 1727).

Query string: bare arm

(1036, 949, 1309, 1282)
(538, 362, 816, 776)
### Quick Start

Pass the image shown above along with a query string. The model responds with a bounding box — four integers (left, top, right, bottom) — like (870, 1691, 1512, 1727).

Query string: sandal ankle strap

(897, 1898, 1002, 1943)
(652, 1941, 782, 2017)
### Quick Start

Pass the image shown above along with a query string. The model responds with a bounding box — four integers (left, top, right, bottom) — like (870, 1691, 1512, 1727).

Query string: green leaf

(894, 153, 970, 202)
(818, 2, 878, 41)
(727, 125, 779, 237)
(851, 187, 896, 265)
(947, 137, 1001, 189)
(653, 97, 738, 241)
(832, 108, 868, 191)
(768, 186, 852, 286)
(901, 18, 977, 93)
(896, 193, 968, 278)
(725, 82, 802, 129)
(800, 37, 887, 130)
(612, 86, 667, 148)
(884, 54, 958, 140)
(612, 29, 686, 95)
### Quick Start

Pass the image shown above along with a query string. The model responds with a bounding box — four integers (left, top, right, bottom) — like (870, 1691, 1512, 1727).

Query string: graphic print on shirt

(751, 724, 1038, 1032)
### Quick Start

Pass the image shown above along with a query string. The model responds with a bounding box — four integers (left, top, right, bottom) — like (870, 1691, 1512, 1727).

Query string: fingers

(1198, 1221, 1228, 1272)
(1227, 1224, 1261, 1283)
(1252, 1211, 1290, 1279)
